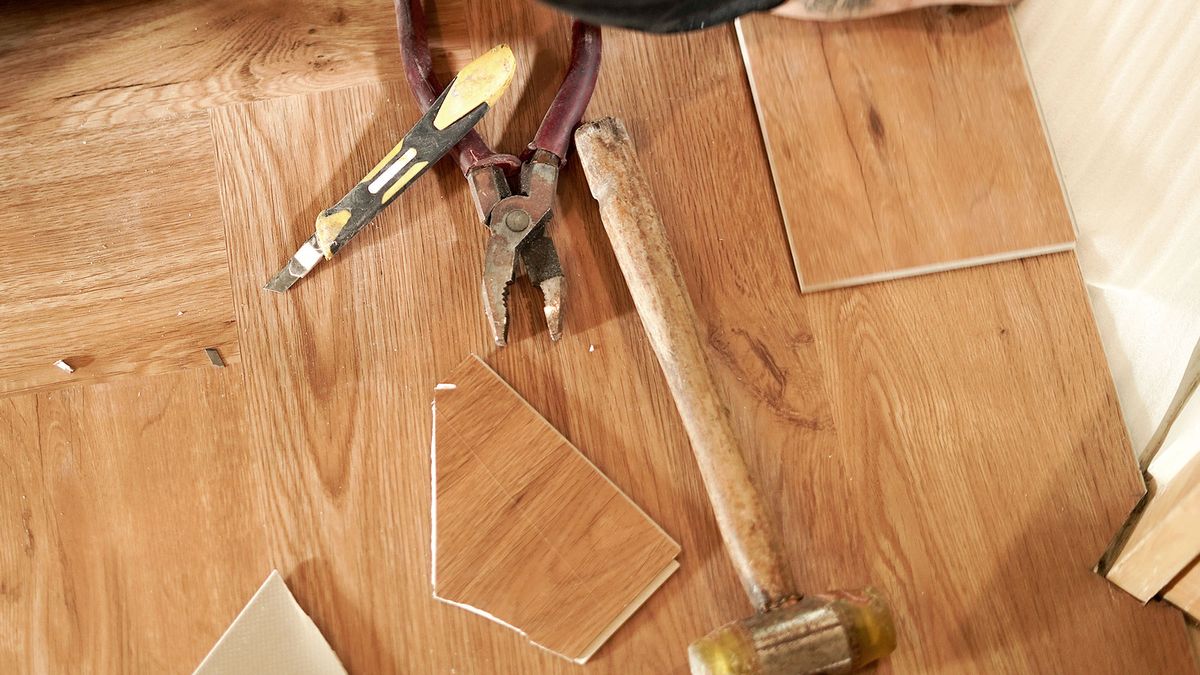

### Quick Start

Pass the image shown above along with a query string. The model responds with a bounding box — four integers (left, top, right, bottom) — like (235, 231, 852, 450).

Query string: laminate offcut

(1164, 558, 1200, 621)
(431, 355, 680, 663)
(1107, 451, 1200, 602)
(737, 7, 1075, 291)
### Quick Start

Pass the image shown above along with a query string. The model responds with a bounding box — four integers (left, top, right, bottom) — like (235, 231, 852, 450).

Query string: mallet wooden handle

(575, 118, 794, 611)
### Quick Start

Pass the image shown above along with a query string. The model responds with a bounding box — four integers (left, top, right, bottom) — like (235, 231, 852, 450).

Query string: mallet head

(688, 587, 896, 675)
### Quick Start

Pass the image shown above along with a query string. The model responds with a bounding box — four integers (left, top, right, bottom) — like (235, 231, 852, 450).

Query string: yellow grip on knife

(433, 44, 516, 130)
(315, 209, 353, 258)
(311, 44, 517, 260)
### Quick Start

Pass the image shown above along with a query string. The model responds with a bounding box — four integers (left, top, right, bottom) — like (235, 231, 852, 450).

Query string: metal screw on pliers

(505, 210, 531, 232)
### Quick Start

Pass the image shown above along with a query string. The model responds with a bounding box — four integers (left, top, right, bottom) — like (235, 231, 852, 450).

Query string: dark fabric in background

(537, 0, 785, 32)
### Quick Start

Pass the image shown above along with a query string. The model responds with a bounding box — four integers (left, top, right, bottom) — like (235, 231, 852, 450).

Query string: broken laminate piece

(736, 7, 1075, 291)
(431, 355, 680, 663)
(204, 348, 226, 368)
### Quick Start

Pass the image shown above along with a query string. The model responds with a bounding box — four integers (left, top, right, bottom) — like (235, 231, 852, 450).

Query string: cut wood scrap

(736, 7, 1075, 291)
(431, 355, 680, 663)
(1107, 450, 1200, 602)
(1164, 557, 1200, 620)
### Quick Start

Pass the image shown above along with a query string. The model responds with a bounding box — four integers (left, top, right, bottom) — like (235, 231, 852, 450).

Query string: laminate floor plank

(0, 368, 269, 673)
(1165, 559, 1200, 619)
(0, 115, 238, 397)
(1108, 451, 1200, 601)
(0, 0, 462, 133)
(807, 253, 1190, 672)
(737, 8, 1075, 290)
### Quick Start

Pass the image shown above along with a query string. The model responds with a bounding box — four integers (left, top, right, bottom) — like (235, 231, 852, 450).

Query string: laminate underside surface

(0, 1, 1193, 673)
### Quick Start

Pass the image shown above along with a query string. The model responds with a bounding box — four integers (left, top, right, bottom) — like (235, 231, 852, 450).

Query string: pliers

(396, 0, 602, 346)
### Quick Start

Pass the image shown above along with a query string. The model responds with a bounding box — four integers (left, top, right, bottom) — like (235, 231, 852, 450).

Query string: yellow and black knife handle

(314, 44, 515, 258)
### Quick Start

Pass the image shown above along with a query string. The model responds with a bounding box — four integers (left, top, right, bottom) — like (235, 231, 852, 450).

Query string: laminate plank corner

(1107, 450, 1200, 602)
(431, 355, 680, 663)
(736, 7, 1075, 291)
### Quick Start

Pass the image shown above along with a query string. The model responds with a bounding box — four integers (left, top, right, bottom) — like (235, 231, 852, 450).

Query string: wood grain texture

(1194, 622, 1200, 670)
(737, 8, 1075, 290)
(0, 0, 448, 133)
(0, 115, 238, 397)
(0, 368, 269, 673)
(1, 0, 1194, 672)
(432, 355, 679, 662)
(1108, 452, 1200, 601)
(804, 253, 1190, 672)
(1165, 558, 1200, 620)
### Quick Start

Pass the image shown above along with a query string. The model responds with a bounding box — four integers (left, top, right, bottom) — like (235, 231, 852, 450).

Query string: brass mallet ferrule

(688, 587, 896, 675)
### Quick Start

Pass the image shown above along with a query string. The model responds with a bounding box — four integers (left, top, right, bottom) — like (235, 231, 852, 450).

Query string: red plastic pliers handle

(396, 0, 602, 174)
(395, 0, 602, 346)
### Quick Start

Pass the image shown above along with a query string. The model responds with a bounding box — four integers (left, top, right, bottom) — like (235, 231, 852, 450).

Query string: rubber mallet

(574, 117, 896, 675)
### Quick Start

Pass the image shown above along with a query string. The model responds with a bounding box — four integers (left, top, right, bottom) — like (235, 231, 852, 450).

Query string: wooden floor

(0, 1, 1194, 673)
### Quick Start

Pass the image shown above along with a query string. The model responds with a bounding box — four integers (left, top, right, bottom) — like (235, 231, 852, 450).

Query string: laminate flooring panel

(0, 368, 268, 673)
(0, 115, 238, 396)
(737, 8, 1075, 290)
(0, 0, 458, 132)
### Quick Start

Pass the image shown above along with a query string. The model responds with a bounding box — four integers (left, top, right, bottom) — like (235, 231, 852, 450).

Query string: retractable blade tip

(263, 235, 324, 293)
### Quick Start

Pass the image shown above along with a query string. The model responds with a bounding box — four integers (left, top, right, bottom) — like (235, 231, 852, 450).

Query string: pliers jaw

(474, 152, 565, 346)
(515, 228, 565, 343)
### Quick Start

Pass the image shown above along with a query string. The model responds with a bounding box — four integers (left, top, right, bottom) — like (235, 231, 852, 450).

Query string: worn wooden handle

(574, 117, 795, 610)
